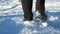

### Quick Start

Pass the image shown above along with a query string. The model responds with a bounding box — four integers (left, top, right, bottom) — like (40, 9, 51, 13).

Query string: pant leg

(36, 0, 46, 15)
(21, 0, 33, 21)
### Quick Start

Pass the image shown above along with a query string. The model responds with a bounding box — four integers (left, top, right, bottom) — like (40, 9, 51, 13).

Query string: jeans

(21, 0, 45, 21)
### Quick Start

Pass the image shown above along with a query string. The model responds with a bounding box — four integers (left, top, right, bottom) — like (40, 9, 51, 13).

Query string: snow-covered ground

(0, 0, 60, 16)
(0, 0, 60, 34)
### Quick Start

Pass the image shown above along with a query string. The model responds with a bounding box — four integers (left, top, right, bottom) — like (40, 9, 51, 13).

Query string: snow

(0, 0, 60, 34)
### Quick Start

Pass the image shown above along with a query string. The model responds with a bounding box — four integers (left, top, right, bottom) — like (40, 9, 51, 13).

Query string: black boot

(35, 11, 47, 22)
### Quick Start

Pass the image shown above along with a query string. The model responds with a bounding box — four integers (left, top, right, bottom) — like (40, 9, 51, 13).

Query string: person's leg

(36, 0, 48, 27)
(21, 0, 33, 21)
(36, 0, 45, 12)
(36, 0, 47, 21)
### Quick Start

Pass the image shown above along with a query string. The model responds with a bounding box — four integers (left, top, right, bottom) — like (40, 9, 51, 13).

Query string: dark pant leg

(21, 0, 33, 21)
(36, 0, 46, 15)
